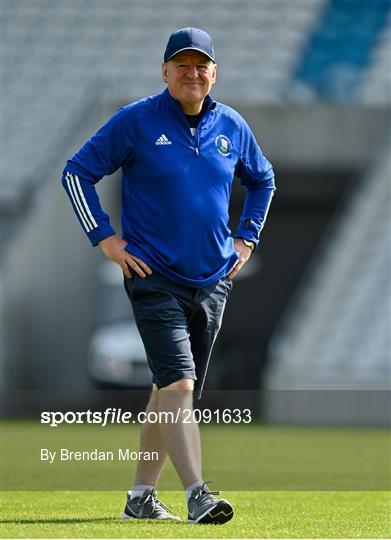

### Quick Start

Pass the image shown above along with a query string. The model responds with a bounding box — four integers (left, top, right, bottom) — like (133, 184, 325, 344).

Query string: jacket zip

(194, 103, 214, 156)
(170, 96, 214, 157)
(194, 123, 201, 155)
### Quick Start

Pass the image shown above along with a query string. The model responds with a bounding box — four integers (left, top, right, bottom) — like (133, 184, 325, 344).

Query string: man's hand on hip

(228, 238, 252, 279)
(99, 235, 152, 279)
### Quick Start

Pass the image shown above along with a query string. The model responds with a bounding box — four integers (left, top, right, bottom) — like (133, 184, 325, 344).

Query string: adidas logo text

(155, 134, 172, 145)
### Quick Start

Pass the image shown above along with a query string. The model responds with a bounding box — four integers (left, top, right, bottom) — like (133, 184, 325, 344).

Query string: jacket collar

(161, 88, 216, 113)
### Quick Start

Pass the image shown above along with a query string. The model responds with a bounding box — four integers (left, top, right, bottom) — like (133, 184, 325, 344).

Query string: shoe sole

(188, 500, 234, 525)
(120, 511, 181, 522)
(120, 512, 135, 520)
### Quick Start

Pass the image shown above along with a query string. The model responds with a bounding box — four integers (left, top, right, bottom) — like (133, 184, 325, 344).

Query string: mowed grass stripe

(2, 422, 390, 491)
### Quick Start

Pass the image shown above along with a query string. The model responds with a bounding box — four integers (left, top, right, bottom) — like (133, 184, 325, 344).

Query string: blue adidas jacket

(62, 88, 275, 287)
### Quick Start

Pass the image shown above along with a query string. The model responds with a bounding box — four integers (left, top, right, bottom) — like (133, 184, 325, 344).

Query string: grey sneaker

(120, 488, 181, 521)
(187, 482, 234, 524)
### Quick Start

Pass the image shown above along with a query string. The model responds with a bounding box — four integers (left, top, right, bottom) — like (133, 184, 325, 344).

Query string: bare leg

(158, 378, 202, 488)
(133, 385, 168, 486)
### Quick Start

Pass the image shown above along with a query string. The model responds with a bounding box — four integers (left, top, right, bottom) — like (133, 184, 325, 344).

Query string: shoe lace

(138, 489, 173, 516)
(195, 481, 220, 503)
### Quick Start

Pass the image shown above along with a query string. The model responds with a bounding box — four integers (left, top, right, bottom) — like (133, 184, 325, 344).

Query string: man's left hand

(228, 238, 253, 279)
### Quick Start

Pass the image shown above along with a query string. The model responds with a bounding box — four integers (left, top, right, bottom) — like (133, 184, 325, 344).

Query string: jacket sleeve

(234, 119, 276, 251)
(61, 106, 134, 247)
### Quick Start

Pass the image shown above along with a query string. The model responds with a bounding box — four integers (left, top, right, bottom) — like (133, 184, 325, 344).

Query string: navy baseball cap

(164, 27, 215, 63)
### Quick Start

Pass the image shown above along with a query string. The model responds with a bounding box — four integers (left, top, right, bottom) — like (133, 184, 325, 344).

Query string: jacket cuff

(235, 220, 260, 251)
(88, 226, 116, 247)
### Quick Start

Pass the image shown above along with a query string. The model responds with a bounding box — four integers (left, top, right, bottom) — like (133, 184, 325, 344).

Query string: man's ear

(211, 63, 217, 84)
(162, 63, 168, 83)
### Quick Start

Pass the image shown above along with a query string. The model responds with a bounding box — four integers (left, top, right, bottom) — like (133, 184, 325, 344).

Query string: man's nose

(186, 66, 199, 78)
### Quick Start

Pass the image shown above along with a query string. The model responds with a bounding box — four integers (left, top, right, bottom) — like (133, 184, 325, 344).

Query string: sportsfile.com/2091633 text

(40, 408, 252, 427)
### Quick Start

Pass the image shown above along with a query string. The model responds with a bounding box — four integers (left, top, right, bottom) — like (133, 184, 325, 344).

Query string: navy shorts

(124, 272, 232, 399)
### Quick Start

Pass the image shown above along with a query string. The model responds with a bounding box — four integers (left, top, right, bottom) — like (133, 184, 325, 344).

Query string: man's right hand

(99, 235, 152, 279)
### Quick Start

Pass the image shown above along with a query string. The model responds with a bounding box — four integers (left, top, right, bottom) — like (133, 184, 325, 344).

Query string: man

(62, 27, 275, 524)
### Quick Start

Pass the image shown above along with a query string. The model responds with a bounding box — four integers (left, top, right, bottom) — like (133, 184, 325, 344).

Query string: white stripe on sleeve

(74, 175, 98, 229)
(65, 172, 93, 232)
(258, 190, 274, 238)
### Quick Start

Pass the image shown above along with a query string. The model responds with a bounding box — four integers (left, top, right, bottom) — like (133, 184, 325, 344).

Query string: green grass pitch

(1, 490, 390, 538)
(1, 421, 390, 537)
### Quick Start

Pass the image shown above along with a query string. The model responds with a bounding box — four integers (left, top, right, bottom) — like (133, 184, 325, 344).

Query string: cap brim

(165, 47, 215, 63)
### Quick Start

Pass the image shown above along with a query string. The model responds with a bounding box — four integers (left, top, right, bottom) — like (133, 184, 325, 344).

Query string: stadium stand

(2, 0, 324, 207)
(292, 0, 391, 102)
(265, 137, 390, 396)
(359, 10, 391, 104)
(4, 0, 391, 208)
